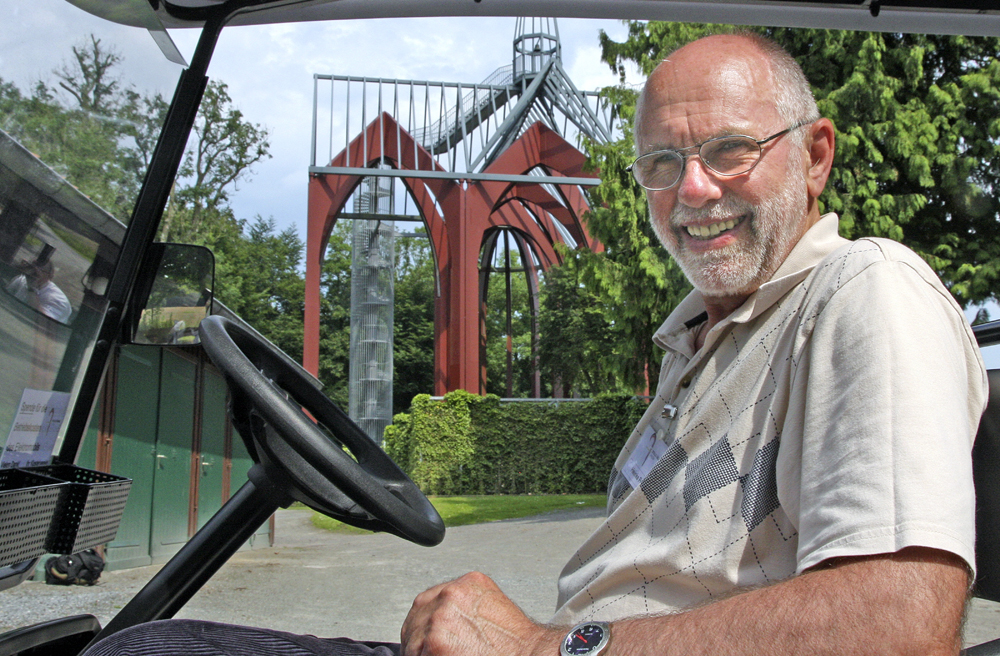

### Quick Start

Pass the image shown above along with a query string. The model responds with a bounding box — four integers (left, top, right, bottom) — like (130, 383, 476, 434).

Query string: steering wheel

(198, 315, 444, 547)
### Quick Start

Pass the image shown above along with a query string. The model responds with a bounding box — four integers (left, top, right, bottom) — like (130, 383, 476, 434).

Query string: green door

(196, 367, 226, 530)
(150, 350, 195, 561)
(106, 346, 161, 569)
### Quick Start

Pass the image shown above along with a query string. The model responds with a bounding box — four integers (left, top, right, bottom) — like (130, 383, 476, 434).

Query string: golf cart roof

(66, 0, 1000, 37)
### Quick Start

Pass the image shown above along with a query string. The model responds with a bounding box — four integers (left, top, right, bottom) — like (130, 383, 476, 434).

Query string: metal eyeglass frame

(627, 120, 813, 191)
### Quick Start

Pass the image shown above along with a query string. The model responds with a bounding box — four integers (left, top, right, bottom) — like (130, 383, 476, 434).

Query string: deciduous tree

(392, 230, 436, 413)
(160, 80, 269, 244)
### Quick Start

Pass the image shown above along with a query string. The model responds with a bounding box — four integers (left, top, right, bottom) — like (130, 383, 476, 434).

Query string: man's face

(28, 265, 51, 290)
(636, 38, 812, 298)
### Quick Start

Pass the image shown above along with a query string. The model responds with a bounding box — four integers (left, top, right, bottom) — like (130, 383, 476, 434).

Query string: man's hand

(399, 571, 564, 656)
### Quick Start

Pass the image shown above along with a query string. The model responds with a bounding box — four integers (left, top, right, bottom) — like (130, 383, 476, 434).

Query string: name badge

(622, 416, 670, 489)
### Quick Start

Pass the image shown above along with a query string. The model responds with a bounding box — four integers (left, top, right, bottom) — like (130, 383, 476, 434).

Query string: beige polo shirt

(551, 214, 987, 625)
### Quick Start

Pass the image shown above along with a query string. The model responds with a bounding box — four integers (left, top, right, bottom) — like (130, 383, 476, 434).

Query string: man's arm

(399, 546, 969, 656)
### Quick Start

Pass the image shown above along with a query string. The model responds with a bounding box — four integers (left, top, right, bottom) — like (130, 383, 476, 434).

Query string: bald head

(636, 34, 819, 154)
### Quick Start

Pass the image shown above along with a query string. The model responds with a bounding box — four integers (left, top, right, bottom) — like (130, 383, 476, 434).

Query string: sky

(1, 0, 632, 242)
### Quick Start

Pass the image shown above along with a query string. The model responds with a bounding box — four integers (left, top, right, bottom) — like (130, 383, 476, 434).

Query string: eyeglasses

(627, 121, 811, 191)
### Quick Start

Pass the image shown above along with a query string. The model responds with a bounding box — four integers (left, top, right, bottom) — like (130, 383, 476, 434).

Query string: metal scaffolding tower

(347, 174, 395, 443)
(306, 17, 615, 399)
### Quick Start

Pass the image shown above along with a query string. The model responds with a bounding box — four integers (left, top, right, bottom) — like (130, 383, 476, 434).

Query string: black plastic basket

(0, 468, 66, 568)
(25, 465, 132, 554)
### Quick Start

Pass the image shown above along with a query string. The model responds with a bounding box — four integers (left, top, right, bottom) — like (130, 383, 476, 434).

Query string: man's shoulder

(787, 236, 967, 330)
(807, 236, 945, 295)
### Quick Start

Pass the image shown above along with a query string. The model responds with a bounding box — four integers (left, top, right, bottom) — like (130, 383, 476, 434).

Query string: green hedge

(383, 391, 647, 495)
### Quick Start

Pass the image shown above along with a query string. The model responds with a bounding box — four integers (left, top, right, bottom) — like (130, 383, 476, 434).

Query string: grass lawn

(309, 494, 605, 534)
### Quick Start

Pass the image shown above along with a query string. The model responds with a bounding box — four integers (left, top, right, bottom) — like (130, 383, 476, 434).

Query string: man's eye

(650, 152, 681, 168)
(709, 139, 754, 156)
(704, 139, 758, 171)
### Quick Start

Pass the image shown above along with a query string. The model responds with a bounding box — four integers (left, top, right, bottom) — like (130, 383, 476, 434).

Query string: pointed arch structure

(305, 114, 601, 395)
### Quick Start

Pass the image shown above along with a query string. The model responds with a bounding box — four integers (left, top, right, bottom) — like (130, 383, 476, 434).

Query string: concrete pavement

(0, 506, 605, 643)
(173, 505, 605, 642)
(1, 505, 999, 648)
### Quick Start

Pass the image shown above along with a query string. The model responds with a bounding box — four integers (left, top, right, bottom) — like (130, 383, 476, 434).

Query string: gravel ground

(1, 506, 998, 649)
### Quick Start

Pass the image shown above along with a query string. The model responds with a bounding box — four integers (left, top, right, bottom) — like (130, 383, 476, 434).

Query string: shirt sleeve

(780, 247, 987, 574)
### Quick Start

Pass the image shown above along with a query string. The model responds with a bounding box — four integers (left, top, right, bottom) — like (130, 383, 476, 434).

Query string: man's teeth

(686, 218, 739, 238)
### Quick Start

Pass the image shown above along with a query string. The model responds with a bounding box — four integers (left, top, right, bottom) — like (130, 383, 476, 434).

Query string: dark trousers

(81, 620, 401, 656)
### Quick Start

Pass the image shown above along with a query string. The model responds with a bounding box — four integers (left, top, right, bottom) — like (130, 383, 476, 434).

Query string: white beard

(653, 156, 809, 298)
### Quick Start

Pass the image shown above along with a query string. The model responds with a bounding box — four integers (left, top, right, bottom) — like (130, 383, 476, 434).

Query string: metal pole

(311, 74, 318, 167)
(504, 230, 514, 398)
(59, 11, 226, 463)
(89, 470, 285, 644)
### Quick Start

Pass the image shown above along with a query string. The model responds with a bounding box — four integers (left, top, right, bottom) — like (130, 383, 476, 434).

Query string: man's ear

(804, 118, 835, 200)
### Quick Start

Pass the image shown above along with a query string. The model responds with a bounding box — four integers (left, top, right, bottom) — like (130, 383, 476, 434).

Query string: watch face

(563, 623, 607, 655)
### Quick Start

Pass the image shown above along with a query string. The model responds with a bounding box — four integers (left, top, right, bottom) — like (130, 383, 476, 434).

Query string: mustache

(670, 196, 756, 228)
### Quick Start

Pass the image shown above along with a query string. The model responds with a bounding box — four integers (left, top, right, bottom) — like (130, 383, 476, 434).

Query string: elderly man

(85, 32, 986, 656)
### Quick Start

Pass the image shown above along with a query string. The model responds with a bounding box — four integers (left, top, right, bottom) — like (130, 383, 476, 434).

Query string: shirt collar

(653, 213, 849, 355)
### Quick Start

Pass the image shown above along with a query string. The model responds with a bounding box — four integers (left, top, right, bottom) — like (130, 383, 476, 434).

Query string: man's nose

(675, 157, 724, 209)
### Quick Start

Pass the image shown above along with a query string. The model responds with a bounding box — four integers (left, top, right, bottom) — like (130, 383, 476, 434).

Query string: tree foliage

(162, 80, 270, 241)
(0, 35, 167, 222)
(596, 23, 1000, 308)
(317, 223, 354, 407)
(482, 240, 536, 398)
(537, 259, 622, 397)
(54, 34, 123, 114)
(392, 230, 436, 413)
(216, 216, 306, 365)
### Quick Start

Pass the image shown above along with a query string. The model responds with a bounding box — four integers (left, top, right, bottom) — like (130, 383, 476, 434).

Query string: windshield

(0, 0, 183, 465)
(1, 1, 629, 461)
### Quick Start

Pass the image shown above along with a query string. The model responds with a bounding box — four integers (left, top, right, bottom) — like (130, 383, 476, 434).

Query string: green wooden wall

(84, 345, 271, 571)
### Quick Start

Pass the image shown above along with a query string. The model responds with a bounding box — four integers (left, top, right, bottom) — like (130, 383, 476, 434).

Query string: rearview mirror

(132, 243, 215, 346)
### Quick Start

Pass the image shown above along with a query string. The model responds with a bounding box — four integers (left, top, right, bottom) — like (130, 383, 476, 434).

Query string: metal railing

(310, 67, 616, 179)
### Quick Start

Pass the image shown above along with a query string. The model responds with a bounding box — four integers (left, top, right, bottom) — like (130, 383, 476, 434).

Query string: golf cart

(1, 1, 1000, 655)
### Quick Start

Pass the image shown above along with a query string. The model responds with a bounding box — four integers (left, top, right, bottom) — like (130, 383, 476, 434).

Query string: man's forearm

(401, 548, 968, 656)
(603, 547, 968, 656)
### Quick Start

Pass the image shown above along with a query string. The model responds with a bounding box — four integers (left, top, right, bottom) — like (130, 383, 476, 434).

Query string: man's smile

(682, 214, 747, 240)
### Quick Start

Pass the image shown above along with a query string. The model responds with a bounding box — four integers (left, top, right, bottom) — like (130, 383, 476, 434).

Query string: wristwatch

(560, 621, 611, 656)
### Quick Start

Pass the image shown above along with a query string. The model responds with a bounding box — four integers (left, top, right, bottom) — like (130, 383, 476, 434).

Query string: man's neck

(696, 293, 751, 350)
(704, 293, 749, 326)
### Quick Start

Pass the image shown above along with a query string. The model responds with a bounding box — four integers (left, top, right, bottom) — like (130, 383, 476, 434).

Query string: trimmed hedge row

(383, 391, 647, 495)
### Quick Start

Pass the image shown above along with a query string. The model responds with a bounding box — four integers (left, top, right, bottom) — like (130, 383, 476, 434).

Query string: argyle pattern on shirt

(608, 429, 782, 535)
(553, 271, 812, 623)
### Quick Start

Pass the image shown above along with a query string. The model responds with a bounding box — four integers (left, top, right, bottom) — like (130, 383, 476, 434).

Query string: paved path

(0, 506, 604, 643)
(174, 506, 605, 642)
(1, 506, 999, 648)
